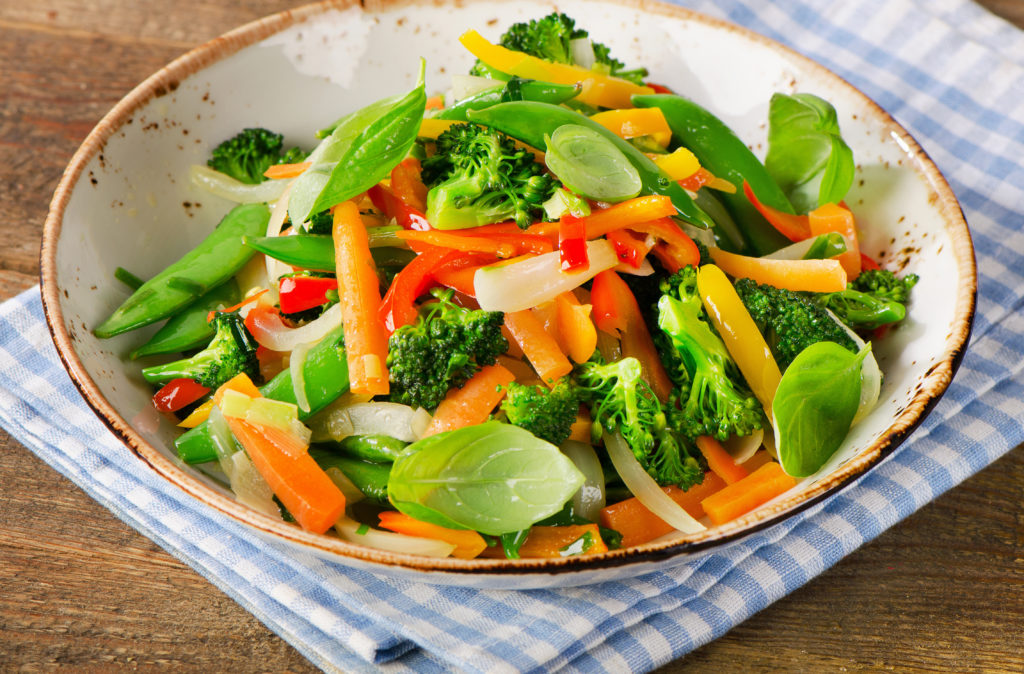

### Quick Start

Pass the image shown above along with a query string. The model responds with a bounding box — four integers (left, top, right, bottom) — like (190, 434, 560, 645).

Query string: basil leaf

(387, 421, 585, 536)
(765, 93, 855, 214)
(292, 61, 427, 223)
(543, 124, 641, 202)
(772, 342, 869, 477)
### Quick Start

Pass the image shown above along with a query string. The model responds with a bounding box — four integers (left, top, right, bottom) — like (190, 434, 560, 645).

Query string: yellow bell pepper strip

(652, 147, 701, 181)
(377, 511, 488, 559)
(555, 291, 598, 364)
(808, 202, 861, 279)
(418, 117, 458, 139)
(333, 200, 391, 396)
(459, 30, 654, 109)
(590, 108, 672, 147)
(707, 246, 848, 293)
(700, 461, 797, 526)
(696, 264, 782, 418)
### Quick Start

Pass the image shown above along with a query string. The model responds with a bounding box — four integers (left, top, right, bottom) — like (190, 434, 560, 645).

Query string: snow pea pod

(175, 325, 348, 464)
(632, 94, 792, 256)
(129, 280, 240, 359)
(309, 450, 391, 505)
(94, 203, 270, 338)
(435, 78, 581, 122)
(244, 235, 414, 272)
(335, 434, 408, 463)
(466, 102, 717, 232)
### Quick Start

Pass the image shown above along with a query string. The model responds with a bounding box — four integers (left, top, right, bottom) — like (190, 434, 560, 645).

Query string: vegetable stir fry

(97, 13, 917, 559)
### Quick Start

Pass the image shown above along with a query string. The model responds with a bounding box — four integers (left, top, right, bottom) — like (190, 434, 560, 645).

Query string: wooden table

(2, 1, 1022, 670)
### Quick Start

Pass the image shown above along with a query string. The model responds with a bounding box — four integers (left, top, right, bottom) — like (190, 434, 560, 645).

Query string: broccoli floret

(207, 128, 304, 184)
(734, 278, 858, 370)
(851, 268, 920, 303)
(476, 13, 648, 86)
(421, 123, 556, 229)
(657, 267, 764, 441)
(577, 357, 703, 489)
(141, 311, 260, 389)
(387, 288, 508, 409)
(501, 378, 579, 445)
(812, 268, 918, 331)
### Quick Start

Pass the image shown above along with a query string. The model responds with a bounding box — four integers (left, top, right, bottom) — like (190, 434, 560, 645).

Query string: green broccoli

(657, 267, 764, 441)
(141, 311, 259, 389)
(207, 127, 304, 184)
(501, 378, 579, 445)
(387, 288, 508, 410)
(734, 277, 858, 370)
(471, 13, 648, 85)
(421, 123, 556, 229)
(811, 268, 918, 331)
(576, 356, 703, 489)
(851, 268, 919, 302)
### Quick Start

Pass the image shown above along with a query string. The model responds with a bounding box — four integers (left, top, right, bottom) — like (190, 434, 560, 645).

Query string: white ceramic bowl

(41, 0, 975, 588)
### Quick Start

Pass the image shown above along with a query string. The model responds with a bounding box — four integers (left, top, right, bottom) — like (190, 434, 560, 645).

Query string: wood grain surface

(2, 1, 1022, 671)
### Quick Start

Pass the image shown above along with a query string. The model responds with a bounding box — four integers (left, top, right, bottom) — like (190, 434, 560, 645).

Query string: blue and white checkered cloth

(4, 0, 1023, 671)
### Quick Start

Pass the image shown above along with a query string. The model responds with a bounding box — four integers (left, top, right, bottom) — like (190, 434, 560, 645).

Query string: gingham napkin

(4, 0, 1023, 671)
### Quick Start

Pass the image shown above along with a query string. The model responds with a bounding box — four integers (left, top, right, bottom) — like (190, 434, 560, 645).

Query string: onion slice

(721, 428, 764, 464)
(561, 440, 606, 521)
(189, 164, 290, 204)
(604, 432, 705, 534)
(249, 302, 342, 352)
(289, 340, 315, 414)
(334, 517, 456, 557)
(264, 182, 295, 293)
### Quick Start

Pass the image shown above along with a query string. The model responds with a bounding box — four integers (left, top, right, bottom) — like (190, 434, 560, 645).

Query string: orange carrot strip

(225, 417, 346, 534)
(377, 511, 487, 559)
(424, 364, 516, 436)
(262, 162, 312, 180)
(515, 524, 608, 558)
(700, 462, 797, 526)
(395, 230, 517, 258)
(555, 292, 597, 364)
(599, 473, 727, 548)
(568, 409, 594, 444)
(527, 195, 676, 238)
(425, 95, 444, 111)
(504, 309, 573, 384)
(809, 202, 861, 279)
(741, 450, 776, 473)
(333, 200, 390, 395)
(696, 435, 749, 485)
(708, 247, 848, 293)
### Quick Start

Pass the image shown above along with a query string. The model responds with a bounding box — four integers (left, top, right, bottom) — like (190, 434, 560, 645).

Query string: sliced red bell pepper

(743, 181, 810, 242)
(678, 167, 713, 192)
(558, 215, 588, 271)
(390, 158, 428, 213)
(860, 252, 881, 272)
(368, 183, 431, 231)
(606, 228, 654, 268)
(152, 378, 210, 413)
(628, 217, 700, 271)
(379, 247, 459, 333)
(277, 276, 338, 315)
(646, 82, 675, 94)
(430, 253, 498, 297)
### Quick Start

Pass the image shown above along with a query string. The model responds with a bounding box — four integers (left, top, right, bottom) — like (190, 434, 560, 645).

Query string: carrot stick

(599, 473, 727, 548)
(708, 247, 848, 293)
(423, 364, 516, 436)
(696, 435, 749, 485)
(225, 417, 346, 534)
(528, 195, 675, 239)
(514, 524, 608, 558)
(395, 230, 518, 258)
(333, 200, 390, 395)
(700, 462, 797, 526)
(809, 202, 861, 279)
(741, 449, 776, 473)
(503, 309, 573, 384)
(555, 292, 597, 364)
(377, 511, 487, 559)
(568, 409, 594, 443)
(262, 162, 312, 180)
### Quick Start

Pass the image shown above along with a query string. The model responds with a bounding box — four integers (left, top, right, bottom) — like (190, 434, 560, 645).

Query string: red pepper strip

(367, 183, 431, 231)
(207, 288, 269, 323)
(590, 270, 674, 401)
(628, 217, 700, 270)
(860, 252, 881, 272)
(395, 229, 518, 258)
(678, 167, 713, 193)
(559, 215, 588, 271)
(431, 253, 498, 297)
(379, 247, 459, 333)
(390, 158, 428, 213)
(606, 228, 654, 268)
(152, 378, 210, 413)
(743, 181, 810, 242)
(278, 276, 338, 315)
(646, 82, 675, 94)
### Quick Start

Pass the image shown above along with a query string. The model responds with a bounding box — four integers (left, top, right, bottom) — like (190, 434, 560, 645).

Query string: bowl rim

(40, 0, 977, 578)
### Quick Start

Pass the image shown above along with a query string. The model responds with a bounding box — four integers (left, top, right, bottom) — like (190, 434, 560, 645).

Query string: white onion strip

(264, 182, 295, 293)
(253, 303, 342, 352)
(562, 440, 606, 522)
(189, 164, 290, 204)
(604, 432, 706, 534)
(721, 428, 764, 464)
(334, 517, 456, 557)
(289, 340, 314, 414)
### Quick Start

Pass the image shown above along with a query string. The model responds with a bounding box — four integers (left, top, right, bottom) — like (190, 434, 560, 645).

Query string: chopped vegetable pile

(97, 13, 918, 558)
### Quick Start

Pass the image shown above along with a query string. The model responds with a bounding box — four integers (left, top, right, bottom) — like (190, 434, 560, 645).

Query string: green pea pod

(175, 325, 348, 464)
(129, 280, 240, 359)
(632, 94, 792, 256)
(308, 450, 391, 505)
(435, 78, 582, 122)
(335, 434, 409, 463)
(244, 235, 414, 272)
(465, 102, 717, 231)
(94, 203, 270, 338)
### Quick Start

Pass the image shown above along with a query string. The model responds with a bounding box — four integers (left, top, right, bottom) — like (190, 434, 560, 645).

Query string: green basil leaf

(765, 92, 855, 214)
(387, 421, 585, 536)
(772, 342, 869, 477)
(543, 124, 641, 202)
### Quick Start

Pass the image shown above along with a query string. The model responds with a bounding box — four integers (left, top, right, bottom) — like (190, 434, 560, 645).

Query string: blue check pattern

(4, 1, 1023, 671)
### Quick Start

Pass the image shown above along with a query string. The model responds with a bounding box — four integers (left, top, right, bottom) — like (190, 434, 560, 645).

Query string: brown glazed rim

(40, 0, 977, 578)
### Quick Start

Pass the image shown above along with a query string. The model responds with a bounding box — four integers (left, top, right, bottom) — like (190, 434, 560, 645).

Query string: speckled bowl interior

(41, 0, 975, 588)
